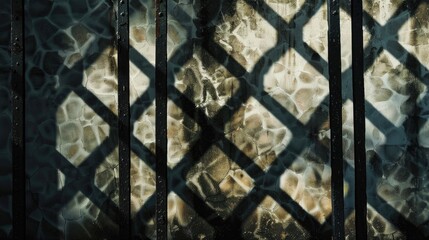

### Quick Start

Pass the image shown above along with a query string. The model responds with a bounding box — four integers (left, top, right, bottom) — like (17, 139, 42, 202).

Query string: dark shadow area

(12, 0, 429, 239)
(165, 0, 429, 239)
(164, 0, 333, 239)
(127, 1, 156, 239)
(24, 0, 121, 239)
(0, 1, 12, 238)
(340, 0, 429, 238)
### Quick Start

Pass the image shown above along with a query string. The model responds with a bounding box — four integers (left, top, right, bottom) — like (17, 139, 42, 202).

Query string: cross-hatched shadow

(19, 0, 429, 239)
(25, 1, 121, 239)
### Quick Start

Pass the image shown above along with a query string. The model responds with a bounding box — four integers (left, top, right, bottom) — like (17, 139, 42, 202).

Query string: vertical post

(11, 0, 25, 239)
(156, 0, 168, 238)
(118, 0, 131, 238)
(351, 0, 367, 239)
(328, 0, 345, 239)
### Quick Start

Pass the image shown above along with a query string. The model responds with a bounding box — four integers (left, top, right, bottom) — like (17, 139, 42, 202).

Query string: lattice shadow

(22, 0, 429, 239)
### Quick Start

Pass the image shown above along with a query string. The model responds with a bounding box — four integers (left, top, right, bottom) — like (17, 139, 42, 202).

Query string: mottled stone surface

(167, 0, 331, 239)
(5, 0, 428, 239)
(25, 0, 119, 239)
(0, 1, 11, 238)
(167, 192, 215, 239)
(362, 0, 429, 239)
(129, 0, 157, 239)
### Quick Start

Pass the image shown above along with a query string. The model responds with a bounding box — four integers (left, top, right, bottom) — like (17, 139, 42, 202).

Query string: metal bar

(351, 0, 367, 238)
(117, 0, 131, 238)
(156, 0, 167, 238)
(328, 0, 345, 239)
(11, 0, 25, 239)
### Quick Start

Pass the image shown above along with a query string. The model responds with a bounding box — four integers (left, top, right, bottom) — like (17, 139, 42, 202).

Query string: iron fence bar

(11, 0, 25, 239)
(156, 0, 167, 238)
(328, 0, 345, 239)
(117, 0, 131, 238)
(351, 0, 367, 239)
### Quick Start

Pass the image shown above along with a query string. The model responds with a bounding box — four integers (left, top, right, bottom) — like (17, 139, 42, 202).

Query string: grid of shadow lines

(22, 0, 429, 239)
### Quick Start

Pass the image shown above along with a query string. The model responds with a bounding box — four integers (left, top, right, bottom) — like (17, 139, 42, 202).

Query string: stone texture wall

(24, 1, 119, 238)
(362, 0, 429, 238)
(1, 0, 428, 239)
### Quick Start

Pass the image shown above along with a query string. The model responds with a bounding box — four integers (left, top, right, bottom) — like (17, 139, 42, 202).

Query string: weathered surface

(14, 0, 429, 239)
(166, 0, 331, 239)
(25, 0, 119, 239)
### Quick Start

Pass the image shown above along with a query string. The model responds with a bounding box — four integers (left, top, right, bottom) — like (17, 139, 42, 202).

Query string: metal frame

(118, 0, 131, 238)
(328, 0, 345, 238)
(351, 0, 367, 239)
(156, 0, 168, 239)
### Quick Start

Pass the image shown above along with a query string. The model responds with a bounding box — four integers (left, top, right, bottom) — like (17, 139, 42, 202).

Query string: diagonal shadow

(164, 0, 429, 238)
(24, 0, 156, 238)
(163, 0, 335, 238)
(338, 1, 429, 238)
(22, 0, 429, 239)
(24, 0, 125, 238)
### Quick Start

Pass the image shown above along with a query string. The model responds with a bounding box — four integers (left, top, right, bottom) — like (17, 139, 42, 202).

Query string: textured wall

(25, 0, 119, 238)
(129, 0, 156, 238)
(0, 0, 427, 239)
(362, 0, 429, 238)
(165, 0, 332, 238)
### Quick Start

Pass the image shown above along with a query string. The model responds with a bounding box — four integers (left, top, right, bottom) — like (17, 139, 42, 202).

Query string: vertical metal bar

(11, 0, 25, 239)
(351, 0, 367, 239)
(156, 0, 167, 238)
(118, 0, 131, 238)
(328, 0, 345, 239)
